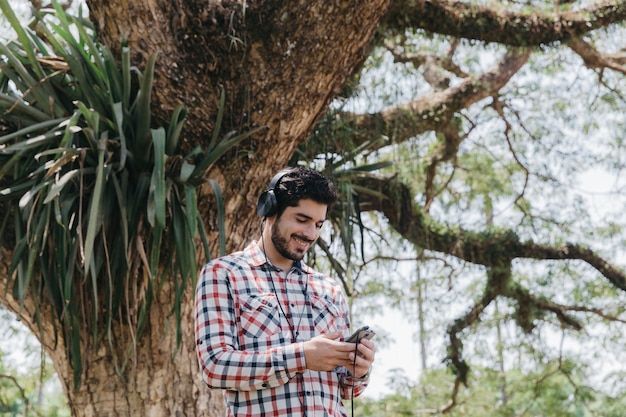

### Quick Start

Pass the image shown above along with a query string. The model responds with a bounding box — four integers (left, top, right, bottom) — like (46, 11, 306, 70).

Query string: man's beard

(271, 219, 309, 261)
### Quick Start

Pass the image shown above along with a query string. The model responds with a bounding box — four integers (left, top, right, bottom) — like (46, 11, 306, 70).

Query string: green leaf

(166, 104, 188, 155)
(83, 135, 107, 276)
(0, 93, 58, 124)
(1, 130, 62, 153)
(43, 169, 80, 204)
(121, 41, 131, 108)
(134, 52, 158, 161)
(191, 126, 266, 181)
(0, 117, 67, 146)
(207, 179, 227, 256)
(113, 102, 128, 168)
(148, 128, 166, 228)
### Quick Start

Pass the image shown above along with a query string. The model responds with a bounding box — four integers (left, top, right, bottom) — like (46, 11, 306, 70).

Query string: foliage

(0, 0, 258, 388)
(293, 17, 626, 413)
(356, 364, 626, 417)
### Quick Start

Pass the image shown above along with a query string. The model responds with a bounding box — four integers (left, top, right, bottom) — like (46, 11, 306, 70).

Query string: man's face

(270, 198, 327, 262)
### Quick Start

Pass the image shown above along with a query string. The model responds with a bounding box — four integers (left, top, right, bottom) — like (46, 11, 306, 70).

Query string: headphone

(256, 168, 293, 217)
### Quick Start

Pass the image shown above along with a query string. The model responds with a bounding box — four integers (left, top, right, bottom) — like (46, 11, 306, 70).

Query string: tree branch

(568, 37, 626, 75)
(353, 175, 626, 287)
(381, 0, 626, 46)
(332, 48, 530, 152)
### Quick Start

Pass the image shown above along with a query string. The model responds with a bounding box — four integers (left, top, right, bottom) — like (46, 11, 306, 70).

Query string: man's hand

(303, 332, 376, 377)
(347, 337, 375, 378)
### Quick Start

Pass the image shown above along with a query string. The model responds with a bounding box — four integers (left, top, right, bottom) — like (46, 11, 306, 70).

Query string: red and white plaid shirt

(195, 240, 368, 416)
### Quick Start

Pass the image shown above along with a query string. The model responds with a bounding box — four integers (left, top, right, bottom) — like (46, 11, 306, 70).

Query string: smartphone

(345, 325, 376, 343)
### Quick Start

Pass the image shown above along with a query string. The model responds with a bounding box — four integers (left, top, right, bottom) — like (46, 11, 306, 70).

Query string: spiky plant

(0, 0, 259, 387)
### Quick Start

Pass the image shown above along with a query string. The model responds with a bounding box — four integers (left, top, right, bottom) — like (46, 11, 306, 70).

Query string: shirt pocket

(239, 293, 281, 340)
(309, 294, 341, 334)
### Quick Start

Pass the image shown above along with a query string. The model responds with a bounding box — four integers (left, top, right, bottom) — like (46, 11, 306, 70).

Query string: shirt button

(262, 383, 269, 388)
(306, 391, 312, 396)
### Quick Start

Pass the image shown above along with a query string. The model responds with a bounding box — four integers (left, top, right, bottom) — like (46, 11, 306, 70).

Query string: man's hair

(273, 167, 338, 218)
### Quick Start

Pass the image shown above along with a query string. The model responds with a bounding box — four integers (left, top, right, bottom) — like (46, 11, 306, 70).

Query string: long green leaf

(191, 125, 266, 180)
(43, 169, 80, 204)
(334, 161, 394, 177)
(134, 52, 158, 161)
(0, 150, 30, 183)
(121, 41, 131, 108)
(327, 135, 389, 171)
(148, 128, 166, 228)
(183, 185, 198, 237)
(0, 117, 67, 145)
(1, 130, 62, 153)
(0, 179, 37, 202)
(0, 92, 57, 123)
(165, 104, 188, 155)
(207, 179, 227, 256)
(19, 203, 50, 311)
(19, 180, 51, 209)
(197, 211, 211, 265)
(83, 135, 107, 275)
(113, 102, 128, 168)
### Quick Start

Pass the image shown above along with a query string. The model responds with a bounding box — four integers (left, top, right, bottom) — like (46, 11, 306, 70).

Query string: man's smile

(293, 235, 313, 248)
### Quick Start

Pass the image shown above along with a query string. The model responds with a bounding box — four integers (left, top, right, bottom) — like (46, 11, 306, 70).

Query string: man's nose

(303, 222, 319, 239)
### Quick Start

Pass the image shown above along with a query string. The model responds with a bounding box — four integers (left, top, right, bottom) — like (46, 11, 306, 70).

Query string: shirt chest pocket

(239, 294, 281, 339)
(309, 294, 341, 334)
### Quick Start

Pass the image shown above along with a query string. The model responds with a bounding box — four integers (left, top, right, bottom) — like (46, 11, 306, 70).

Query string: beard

(270, 219, 311, 262)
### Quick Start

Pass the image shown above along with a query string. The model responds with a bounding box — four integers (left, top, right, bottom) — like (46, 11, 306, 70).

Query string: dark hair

(274, 167, 338, 218)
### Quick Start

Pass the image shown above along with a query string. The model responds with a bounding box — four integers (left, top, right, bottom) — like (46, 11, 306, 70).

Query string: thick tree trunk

(54, 286, 220, 417)
(1, 0, 390, 416)
(85, 0, 391, 250)
(0, 266, 219, 416)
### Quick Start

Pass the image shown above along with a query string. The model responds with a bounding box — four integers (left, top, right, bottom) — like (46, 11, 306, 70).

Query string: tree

(2, 0, 626, 416)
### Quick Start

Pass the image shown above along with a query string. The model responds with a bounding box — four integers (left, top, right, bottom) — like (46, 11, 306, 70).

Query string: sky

(361, 308, 421, 399)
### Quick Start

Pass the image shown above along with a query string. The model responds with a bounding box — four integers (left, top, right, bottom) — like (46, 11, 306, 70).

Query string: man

(195, 167, 376, 416)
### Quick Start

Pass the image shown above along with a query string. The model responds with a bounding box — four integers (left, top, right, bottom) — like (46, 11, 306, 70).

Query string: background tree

(2, 0, 626, 416)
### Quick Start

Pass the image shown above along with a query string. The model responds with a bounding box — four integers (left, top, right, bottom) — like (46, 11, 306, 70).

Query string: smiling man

(195, 167, 376, 417)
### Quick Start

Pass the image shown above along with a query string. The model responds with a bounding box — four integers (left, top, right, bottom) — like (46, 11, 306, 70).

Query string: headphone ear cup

(257, 168, 292, 217)
(256, 189, 278, 217)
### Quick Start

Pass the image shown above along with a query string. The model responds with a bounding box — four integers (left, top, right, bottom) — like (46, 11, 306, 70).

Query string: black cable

(261, 232, 309, 416)
(351, 332, 360, 417)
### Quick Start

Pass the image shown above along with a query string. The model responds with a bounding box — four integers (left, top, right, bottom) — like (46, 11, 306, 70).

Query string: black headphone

(256, 168, 293, 217)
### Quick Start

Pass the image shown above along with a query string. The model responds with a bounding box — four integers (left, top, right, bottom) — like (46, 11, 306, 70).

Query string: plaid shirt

(195, 240, 368, 416)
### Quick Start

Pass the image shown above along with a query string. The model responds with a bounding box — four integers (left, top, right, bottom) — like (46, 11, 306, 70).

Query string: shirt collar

(247, 240, 304, 273)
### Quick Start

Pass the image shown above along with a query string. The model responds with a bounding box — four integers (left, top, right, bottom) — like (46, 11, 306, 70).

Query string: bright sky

(361, 308, 421, 399)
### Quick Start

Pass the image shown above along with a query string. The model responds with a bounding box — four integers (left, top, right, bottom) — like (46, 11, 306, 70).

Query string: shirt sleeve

(194, 262, 308, 391)
(338, 366, 370, 399)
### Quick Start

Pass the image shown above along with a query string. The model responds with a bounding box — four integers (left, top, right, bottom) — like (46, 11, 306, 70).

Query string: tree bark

(1, 275, 219, 416)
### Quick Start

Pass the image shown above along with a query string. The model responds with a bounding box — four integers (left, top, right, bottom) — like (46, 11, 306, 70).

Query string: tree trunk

(0, 264, 220, 416)
(85, 0, 391, 248)
(54, 286, 221, 417)
(1, 0, 391, 416)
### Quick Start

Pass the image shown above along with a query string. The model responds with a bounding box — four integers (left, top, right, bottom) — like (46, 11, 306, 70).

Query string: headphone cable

(351, 332, 361, 417)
